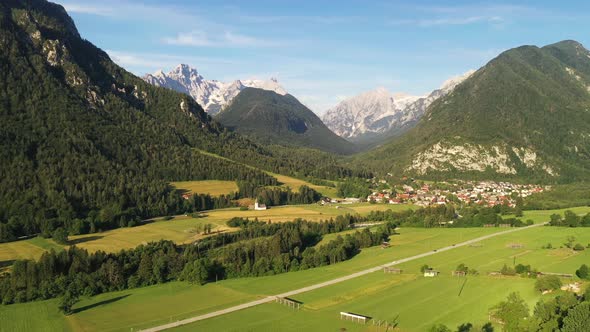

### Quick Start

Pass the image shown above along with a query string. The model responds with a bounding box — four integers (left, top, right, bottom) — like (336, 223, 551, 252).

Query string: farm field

(512, 206, 590, 224)
(0, 205, 586, 264)
(4, 225, 590, 331)
(0, 237, 63, 265)
(268, 172, 339, 197)
(0, 298, 71, 332)
(172, 226, 590, 331)
(37, 227, 502, 332)
(0, 203, 411, 262)
(2, 207, 590, 331)
(193, 148, 339, 197)
(170, 180, 238, 196)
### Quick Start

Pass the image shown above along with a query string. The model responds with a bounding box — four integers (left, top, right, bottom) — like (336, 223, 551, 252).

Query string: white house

(254, 201, 267, 211)
(424, 269, 439, 277)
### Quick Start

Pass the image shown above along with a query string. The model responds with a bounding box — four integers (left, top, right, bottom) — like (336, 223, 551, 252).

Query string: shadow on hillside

(0, 260, 15, 268)
(68, 235, 104, 245)
(73, 294, 131, 314)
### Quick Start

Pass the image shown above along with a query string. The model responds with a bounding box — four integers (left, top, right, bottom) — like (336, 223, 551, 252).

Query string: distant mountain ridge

(143, 64, 286, 115)
(217, 88, 357, 155)
(354, 40, 590, 181)
(322, 71, 474, 145)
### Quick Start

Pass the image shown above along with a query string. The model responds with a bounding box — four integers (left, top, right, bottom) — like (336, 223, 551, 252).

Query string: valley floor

(1, 207, 590, 331)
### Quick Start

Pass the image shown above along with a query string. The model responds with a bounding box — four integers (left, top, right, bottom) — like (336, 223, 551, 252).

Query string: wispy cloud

(390, 15, 503, 27)
(60, 3, 114, 16)
(162, 30, 280, 48)
(386, 3, 590, 28)
(106, 50, 242, 75)
(55, 0, 211, 27)
(235, 14, 363, 25)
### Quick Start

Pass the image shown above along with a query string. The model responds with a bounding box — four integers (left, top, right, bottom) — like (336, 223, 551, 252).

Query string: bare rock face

(407, 142, 557, 176)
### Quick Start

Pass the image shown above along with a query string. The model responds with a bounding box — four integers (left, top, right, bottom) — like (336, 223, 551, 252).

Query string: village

(362, 180, 547, 208)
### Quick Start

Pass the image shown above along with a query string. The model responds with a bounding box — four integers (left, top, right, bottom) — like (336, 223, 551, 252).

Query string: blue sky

(54, 0, 590, 114)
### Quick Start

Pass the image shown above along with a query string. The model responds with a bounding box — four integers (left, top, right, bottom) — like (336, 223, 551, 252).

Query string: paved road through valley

(140, 222, 546, 332)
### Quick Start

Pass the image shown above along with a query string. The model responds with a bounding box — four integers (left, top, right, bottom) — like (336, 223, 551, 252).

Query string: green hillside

(0, 0, 361, 241)
(355, 40, 590, 182)
(217, 88, 357, 154)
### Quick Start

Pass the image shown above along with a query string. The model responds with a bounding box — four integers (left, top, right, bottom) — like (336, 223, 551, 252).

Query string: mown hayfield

(173, 226, 590, 331)
(193, 148, 339, 197)
(396, 226, 590, 276)
(509, 206, 590, 224)
(67, 216, 234, 253)
(57, 227, 502, 332)
(0, 298, 71, 332)
(68, 282, 259, 332)
(0, 237, 64, 264)
(170, 180, 238, 196)
(0, 205, 583, 264)
(0, 203, 412, 262)
(173, 276, 539, 332)
(3, 208, 590, 331)
(268, 172, 339, 197)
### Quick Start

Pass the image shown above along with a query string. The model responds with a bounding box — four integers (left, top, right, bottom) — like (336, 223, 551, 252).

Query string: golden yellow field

(0, 203, 411, 261)
(193, 148, 339, 197)
(268, 172, 338, 197)
(170, 180, 238, 196)
(0, 237, 63, 264)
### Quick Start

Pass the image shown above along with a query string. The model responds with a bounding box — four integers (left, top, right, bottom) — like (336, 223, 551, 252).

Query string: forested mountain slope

(217, 88, 357, 154)
(355, 40, 590, 182)
(0, 0, 358, 241)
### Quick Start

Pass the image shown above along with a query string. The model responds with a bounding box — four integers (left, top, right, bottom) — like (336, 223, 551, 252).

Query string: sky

(54, 0, 590, 114)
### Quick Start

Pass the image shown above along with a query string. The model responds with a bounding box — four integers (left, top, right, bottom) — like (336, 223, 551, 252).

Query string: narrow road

(140, 222, 546, 332)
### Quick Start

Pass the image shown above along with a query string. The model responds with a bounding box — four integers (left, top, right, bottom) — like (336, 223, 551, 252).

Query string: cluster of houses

(365, 181, 546, 208)
(319, 197, 361, 206)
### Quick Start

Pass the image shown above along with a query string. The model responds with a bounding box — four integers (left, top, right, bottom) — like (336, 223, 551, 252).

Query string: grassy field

(32, 227, 500, 332)
(4, 225, 590, 331)
(194, 148, 339, 197)
(0, 203, 411, 262)
(268, 172, 338, 197)
(511, 206, 590, 223)
(0, 204, 586, 264)
(0, 237, 63, 265)
(3, 207, 590, 331)
(170, 180, 238, 196)
(174, 226, 590, 332)
(0, 299, 71, 332)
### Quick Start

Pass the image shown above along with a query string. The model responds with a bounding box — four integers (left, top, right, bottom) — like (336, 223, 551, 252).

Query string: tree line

(237, 182, 322, 206)
(366, 205, 531, 228)
(0, 214, 394, 306)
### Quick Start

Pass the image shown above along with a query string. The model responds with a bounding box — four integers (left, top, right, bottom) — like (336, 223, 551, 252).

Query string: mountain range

(143, 65, 287, 115)
(0, 0, 357, 240)
(355, 40, 590, 181)
(217, 88, 357, 154)
(322, 70, 474, 145)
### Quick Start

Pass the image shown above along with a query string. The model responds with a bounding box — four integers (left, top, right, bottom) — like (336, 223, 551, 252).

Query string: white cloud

(106, 50, 242, 75)
(390, 15, 503, 27)
(54, 0, 212, 27)
(60, 3, 114, 16)
(162, 30, 279, 48)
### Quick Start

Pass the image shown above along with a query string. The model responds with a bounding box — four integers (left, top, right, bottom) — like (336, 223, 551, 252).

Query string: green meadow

(173, 226, 590, 331)
(2, 207, 590, 331)
(0, 227, 500, 332)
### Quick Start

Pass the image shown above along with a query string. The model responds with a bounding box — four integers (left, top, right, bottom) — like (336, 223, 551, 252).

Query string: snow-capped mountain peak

(322, 70, 474, 141)
(439, 69, 476, 92)
(143, 64, 287, 115)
